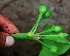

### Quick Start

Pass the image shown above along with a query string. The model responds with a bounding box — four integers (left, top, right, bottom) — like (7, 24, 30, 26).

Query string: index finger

(0, 13, 19, 34)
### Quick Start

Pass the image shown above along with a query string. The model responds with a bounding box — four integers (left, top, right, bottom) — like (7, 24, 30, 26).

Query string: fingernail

(5, 36, 15, 47)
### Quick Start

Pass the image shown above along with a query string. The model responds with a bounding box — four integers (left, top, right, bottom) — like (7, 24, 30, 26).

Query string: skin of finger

(0, 32, 9, 47)
(0, 13, 19, 34)
(0, 13, 19, 47)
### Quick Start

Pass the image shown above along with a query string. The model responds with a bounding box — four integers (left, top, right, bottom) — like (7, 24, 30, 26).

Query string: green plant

(10, 4, 70, 56)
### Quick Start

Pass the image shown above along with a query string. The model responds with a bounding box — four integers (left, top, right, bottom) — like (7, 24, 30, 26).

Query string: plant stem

(30, 24, 36, 33)
(37, 40, 51, 48)
(39, 35, 59, 37)
(10, 33, 33, 40)
(36, 29, 53, 34)
(39, 35, 59, 40)
(32, 13, 43, 34)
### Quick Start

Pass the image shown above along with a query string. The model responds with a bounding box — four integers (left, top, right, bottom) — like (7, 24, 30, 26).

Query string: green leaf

(44, 23, 52, 30)
(39, 39, 70, 56)
(42, 36, 69, 43)
(39, 23, 70, 56)
(39, 47, 58, 56)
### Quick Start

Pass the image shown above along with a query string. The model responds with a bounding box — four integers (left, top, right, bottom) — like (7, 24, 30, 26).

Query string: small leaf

(44, 23, 52, 30)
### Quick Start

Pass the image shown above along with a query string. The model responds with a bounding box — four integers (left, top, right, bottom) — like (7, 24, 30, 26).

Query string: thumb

(0, 32, 14, 47)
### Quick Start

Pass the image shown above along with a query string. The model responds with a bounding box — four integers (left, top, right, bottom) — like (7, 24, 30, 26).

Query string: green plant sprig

(10, 4, 70, 56)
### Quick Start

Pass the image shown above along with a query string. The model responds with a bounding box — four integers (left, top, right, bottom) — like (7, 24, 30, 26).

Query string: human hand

(0, 13, 19, 47)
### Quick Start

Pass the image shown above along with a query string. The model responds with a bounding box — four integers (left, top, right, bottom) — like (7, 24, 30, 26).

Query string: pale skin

(0, 13, 19, 47)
